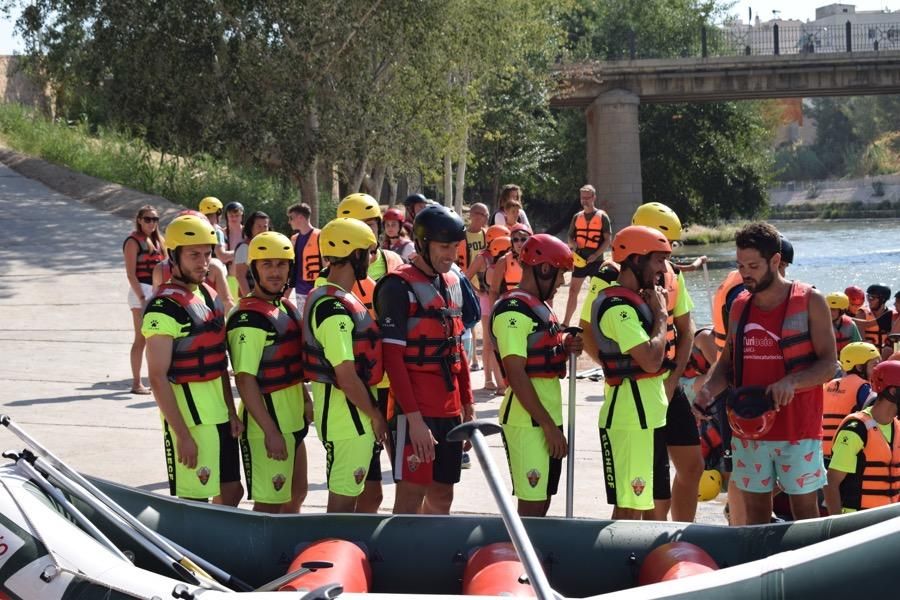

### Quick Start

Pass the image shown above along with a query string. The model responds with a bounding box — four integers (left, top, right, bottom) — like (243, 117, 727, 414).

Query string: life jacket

(490, 289, 567, 379)
(352, 276, 378, 319)
(833, 314, 858, 354)
(457, 229, 486, 270)
(662, 260, 681, 366)
(712, 270, 745, 359)
(124, 231, 164, 285)
(293, 229, 322, 282)
(823, 373, 867, 456)
(837, 410, 900, 511)
(589, 284, 668, 386)
(301, 284, 383, 387)
(728, 282, 818, 390)
(232, 296, 303, 394)
(862, 306, 890, 348)
(380, 264, 465, 391)
(682, 327, 713, 379)
(156, 282, 227, 384)
(573, 210, 607, 251)
(386, 237, 414, 257)
(499, 253, 523, 295)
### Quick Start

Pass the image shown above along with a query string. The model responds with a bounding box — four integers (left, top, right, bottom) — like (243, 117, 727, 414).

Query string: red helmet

(485, 225, 510, 247)
(520, 234, 574, 271)
(611, 225, 671, 263)
(383, 207, 405, 223)
(845, 285, 865, 306)
(726, 386, 776, 440)
(872, 361, 900, 402)
(509, 222, 533, 237)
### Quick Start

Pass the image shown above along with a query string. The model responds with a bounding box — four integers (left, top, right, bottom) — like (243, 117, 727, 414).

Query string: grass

(680, 223, 745, 245)
(0, 103, 306, 230)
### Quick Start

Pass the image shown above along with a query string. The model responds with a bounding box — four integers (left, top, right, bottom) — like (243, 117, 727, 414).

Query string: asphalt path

(0, 162, 726, 523)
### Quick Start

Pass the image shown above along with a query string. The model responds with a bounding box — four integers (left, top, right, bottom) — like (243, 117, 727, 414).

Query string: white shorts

(127, 283, 153, 310)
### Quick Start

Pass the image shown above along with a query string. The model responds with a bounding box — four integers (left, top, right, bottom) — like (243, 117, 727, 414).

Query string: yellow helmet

(826, 292, 850, 311)
(165, 215, 218, 250)
(198, 196, 223, 214)
(632, 202, 682, 242)
(697, 469, 722, 502)
(319, 218, 377, 258)
(248, 232, 294, 263)
(840, 342, 880, 372)
(337, 193, 381, 222)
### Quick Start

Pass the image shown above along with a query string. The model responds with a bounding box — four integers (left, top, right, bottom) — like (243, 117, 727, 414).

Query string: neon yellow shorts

(240, 426, 308, 504)
(164, 421, 235, 500)
(501, 425, 563, 501)
(599, 427, 656, 511)
(323, 434, 377, 497)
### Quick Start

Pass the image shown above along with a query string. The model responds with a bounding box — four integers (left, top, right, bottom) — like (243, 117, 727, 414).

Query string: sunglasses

(141, 216, 160, 223)
(512, 236, 529, 242)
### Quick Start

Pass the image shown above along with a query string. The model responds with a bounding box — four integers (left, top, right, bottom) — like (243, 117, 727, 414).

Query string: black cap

(779, 235, 794, 265)
(868, 284, 891, 301)
(225, 201, 244, 213)
(403, 193, 427, 208)
(413, 205, 466, 245)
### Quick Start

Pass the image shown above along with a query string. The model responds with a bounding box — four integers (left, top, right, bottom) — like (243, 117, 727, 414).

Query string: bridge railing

(613, 21, 900, 60)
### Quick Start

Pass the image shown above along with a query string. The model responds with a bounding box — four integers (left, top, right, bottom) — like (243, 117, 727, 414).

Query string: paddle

(564, 326, 583, 519)
(447, 420, 560, 600)
(0, 415, 251, 592)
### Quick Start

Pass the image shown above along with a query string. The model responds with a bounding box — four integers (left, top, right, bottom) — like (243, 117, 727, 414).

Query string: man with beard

(143, 215, 243, 504)
(375, 204, 475, 515)
(697, 222, 836, 525)
(491, 234, 583, 516)
(588, 225, 671, 520)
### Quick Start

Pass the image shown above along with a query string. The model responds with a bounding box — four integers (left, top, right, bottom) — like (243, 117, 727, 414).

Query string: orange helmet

(611, 225, 671, 263)
(489, 236, 512, 257)
(485, 225, 510, 247)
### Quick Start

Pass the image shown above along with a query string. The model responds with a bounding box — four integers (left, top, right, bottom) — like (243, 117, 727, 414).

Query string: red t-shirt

(739, 296, 823, 442)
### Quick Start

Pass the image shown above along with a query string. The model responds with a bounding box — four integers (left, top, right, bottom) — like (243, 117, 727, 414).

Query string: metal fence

(611, 21, 900, 60)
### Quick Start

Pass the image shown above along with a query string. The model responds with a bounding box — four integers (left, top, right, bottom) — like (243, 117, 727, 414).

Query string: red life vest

(499, 253, 522, 294)
(382, 264, 465, 391)
(230, 296, 304, 394)
(682, 327, 713, 379)
(712, 270, 745, 359)
(823, 373, 867, 456)
(490, 289, 567, 379)
(155, 282, 227, 384)
(836, 411, 900, 511)
(589, 285, 668, 386)
(728, 282, 818, 390)
(293, 229, 322, 282)
(833, 314, 858, 354)
(124, 231, 164, 285)
(301, 284, 383, 387)
(573, 210, 607, 251)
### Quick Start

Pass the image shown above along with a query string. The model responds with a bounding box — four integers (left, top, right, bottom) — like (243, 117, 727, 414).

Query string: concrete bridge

(553, 50, 900, 229)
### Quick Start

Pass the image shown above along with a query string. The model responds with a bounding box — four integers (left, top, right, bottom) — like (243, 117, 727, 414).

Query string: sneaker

(461, 451, 472, 469)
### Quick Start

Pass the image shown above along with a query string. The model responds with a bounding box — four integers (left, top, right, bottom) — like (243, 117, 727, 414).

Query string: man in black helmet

(855, 283, 894, 358)
(374, 204, 475, 515)
(403, 193, 428, 233)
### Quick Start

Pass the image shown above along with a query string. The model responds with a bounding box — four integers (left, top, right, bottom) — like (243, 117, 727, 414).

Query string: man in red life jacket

(491, 234, 583, 516)
(375, 204, 475, 515)
(142, 215, 243, 505)
(227, 232, 312, 513)
(697, 222, 836, 525)
(825, 360, 900, 515)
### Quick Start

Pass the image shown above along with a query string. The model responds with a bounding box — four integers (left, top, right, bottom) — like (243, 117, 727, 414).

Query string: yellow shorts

(501, 425, 562, 502)
(164, 421, 239, 500)
(323, 433, 377, 497)
(599, 427, 656, 511)
(240, 426, 308, 504)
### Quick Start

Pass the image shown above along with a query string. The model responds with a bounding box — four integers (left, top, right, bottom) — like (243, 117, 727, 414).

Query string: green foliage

(773, 146, 827, 182)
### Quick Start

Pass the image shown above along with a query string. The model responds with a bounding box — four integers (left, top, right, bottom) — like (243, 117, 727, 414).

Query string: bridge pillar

(585, 89, 642, 231)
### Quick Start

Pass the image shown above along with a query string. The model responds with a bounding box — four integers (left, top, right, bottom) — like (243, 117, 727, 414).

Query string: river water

(674, 220, 900, 327)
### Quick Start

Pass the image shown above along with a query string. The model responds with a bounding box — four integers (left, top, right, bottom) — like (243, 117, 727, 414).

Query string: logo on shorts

(407, 454, 420, 473)
(196, 466, 211, 486)
(526, 469, 541, 488)
(353, 467, 366, 484)
(272, 473, 286, 492)
(631, 477, 646, 497)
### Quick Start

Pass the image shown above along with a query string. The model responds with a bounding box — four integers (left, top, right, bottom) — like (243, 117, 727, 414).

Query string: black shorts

(706, 389, 734, 473)
(652, 427, 672, 500)
(366, 388, 391, 482)
(663, 386, 700, 447)
(218, 421, 241, 484)
(572, 249, 602, 279)
(391, 414, 463, 485)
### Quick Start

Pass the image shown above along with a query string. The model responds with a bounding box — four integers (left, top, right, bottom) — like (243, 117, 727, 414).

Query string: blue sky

(0, 2, 895, 54)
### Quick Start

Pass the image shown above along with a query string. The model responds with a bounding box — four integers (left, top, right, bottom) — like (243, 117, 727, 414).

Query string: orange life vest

(833, 314, 858, 354)
(124, 231, 165, 285)
(682, 327, 713, 379)
(293, 229, 322, 282)
(490, 289, 567, 379)
(229, 296, 304, 394)
(301, 284, 383, 387)
(499, 253, 523, 294)
(155, 282, 227, 385)
(380, 264, 465, 391)
(573, 210, 607, 251)
(822, 373, 867, 456)
(862, 306, 890, 348)
(836, 411, 900, 511)
(589, 285, 668, 386)
(662, 260, 681, 367)
(351, 276, 378, 319)
(728, 282, 819, 389)
(712, 270, 745, 359)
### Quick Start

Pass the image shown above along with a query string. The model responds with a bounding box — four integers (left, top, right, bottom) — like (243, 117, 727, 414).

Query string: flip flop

(130, 387, 152, 395)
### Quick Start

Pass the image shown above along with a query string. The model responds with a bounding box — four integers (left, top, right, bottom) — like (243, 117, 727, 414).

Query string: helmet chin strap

(534, 265, 558, 302)
(416, 239, 436, 274)
(249, 263, 285, 298)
